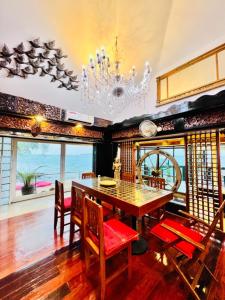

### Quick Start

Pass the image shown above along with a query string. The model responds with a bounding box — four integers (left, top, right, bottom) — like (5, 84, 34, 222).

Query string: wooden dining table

(72, 176, 173, 254)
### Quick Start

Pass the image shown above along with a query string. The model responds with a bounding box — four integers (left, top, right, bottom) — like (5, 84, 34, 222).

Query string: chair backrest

(148, 176, 165, 189)
(83, 195, 104, 256)
(82, 172, 96, 179)
(71, 186, 85, 219)
(55, 180, 65, 209)
(201, 199, 225, 246)
(121, 172, 135, 183)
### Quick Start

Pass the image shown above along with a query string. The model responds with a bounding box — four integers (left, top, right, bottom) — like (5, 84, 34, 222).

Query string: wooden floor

(0, 208, 224, 300)
(0, 207, 72, 279)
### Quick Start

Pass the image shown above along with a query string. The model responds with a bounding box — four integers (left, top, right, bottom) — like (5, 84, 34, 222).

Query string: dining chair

(83, 195, 138, 300)
(148, 176, 166, 189)
(81, 172, 96, 179)
(147, 176, 166, 220)
(81, 171, 113, 219)
(150, 200, 225, 300)
(69, 186, 85, 256)
(54, 180, 72, 236)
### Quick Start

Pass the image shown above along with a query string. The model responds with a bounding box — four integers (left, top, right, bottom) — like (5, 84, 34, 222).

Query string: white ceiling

(1, 0, 225, 121)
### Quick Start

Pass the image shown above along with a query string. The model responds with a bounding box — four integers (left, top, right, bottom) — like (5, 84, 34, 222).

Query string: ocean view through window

(13, 140, 93, 202)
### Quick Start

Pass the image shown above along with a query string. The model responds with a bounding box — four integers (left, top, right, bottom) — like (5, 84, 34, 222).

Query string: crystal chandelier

(80, 37, 151, 115)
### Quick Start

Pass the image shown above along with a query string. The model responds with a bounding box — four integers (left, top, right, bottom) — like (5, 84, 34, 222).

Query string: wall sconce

(31, 115, 45, 137)
(75, 123, 83, 129)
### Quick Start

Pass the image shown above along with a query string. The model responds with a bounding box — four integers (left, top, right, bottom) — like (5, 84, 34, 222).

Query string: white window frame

(10, 138, 93, 203)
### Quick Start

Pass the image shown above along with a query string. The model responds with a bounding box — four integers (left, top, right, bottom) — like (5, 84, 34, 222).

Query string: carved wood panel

(0, 115, 103, 139)
(120, 141, 135, 182)
(185, 130, 223, 230)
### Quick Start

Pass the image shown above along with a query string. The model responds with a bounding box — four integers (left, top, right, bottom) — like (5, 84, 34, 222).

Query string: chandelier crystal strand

(80, 37, 151, 115)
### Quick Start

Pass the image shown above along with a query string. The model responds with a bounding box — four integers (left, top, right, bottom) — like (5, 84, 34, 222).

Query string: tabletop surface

(72, 177, 173, 208)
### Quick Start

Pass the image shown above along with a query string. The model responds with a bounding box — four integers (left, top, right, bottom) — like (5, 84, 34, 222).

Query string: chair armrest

(161, 223, 205, 251)
(178, 210, 210, 227)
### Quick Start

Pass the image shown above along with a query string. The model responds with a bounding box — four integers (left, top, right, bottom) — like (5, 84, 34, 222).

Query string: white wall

(1, 0, 225, 122)
(0, 0, 172, 121)
(114, 0, 225, 122)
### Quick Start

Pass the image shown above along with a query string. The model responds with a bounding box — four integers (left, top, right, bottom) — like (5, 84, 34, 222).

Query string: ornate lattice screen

(185, 130, 223, 230)
(120, 141, 135, 182)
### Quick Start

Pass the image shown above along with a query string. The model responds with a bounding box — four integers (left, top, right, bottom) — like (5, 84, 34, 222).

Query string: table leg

(131, 216, 148, 255)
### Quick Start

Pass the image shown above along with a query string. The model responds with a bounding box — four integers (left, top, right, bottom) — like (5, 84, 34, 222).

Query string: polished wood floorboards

(0, 207, 72, 279)
(0, 208, 224, 299)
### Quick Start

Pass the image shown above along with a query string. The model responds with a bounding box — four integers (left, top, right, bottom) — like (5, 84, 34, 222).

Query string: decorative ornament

(113, 157, 121, 180)
(0, 39, 79, 91)
(81, 37, 151, 115)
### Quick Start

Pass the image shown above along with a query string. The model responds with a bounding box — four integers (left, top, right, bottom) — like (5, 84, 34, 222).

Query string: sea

(16, 151, 225, 190)
(16, 153, 93, 183)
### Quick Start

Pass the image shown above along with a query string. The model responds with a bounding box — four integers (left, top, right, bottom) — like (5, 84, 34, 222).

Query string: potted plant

(17, 167, 42, 195)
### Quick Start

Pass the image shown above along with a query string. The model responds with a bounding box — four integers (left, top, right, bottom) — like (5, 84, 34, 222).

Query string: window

(15, 141, 61, 200)
(12, 140, 93, 202)
(0, 137, 12, 205)
(65, 144, 93, 180)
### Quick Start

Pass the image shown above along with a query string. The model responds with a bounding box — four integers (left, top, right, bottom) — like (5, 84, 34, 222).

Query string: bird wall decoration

(0, 38, 79, 91)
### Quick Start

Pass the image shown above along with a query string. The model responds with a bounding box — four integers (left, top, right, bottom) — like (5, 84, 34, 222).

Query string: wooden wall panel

(185, 130, 223, 230)
(0, 115, 103, 140)
(120, 141, 135, 182)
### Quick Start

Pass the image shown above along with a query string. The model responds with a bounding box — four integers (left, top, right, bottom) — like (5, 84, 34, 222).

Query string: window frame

(11, 138, 93, 203)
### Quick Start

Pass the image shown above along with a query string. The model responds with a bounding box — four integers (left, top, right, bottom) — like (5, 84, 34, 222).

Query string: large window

(65, 144, 93, 180)
(13, 140, 93, 202)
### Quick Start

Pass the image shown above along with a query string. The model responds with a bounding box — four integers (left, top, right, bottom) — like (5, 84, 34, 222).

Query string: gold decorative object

(113, 157, 121, 180)
(99, 180, 116, 187)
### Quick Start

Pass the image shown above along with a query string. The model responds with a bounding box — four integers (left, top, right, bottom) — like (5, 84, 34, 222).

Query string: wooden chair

(148, 176, 165, 189)
(69, 186, 85, 256)
(81, 171, 113, 219)
(150, 200, 225, 300)
(83, 195, 138, 300)
(82, 172, 96, 179)
(145, 176, 166, 221)
(54, 180, 72, 236)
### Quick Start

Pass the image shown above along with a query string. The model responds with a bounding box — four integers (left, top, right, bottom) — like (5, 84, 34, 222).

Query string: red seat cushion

(64, 197, 72, 209)
(150, 218, 203, 258)
(88, 218, 138, 256)
(16, 184, 23, 190)
(103, 206, 112, 217)
(35, 181, 52, 187)
(103, 218, 138, 256)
